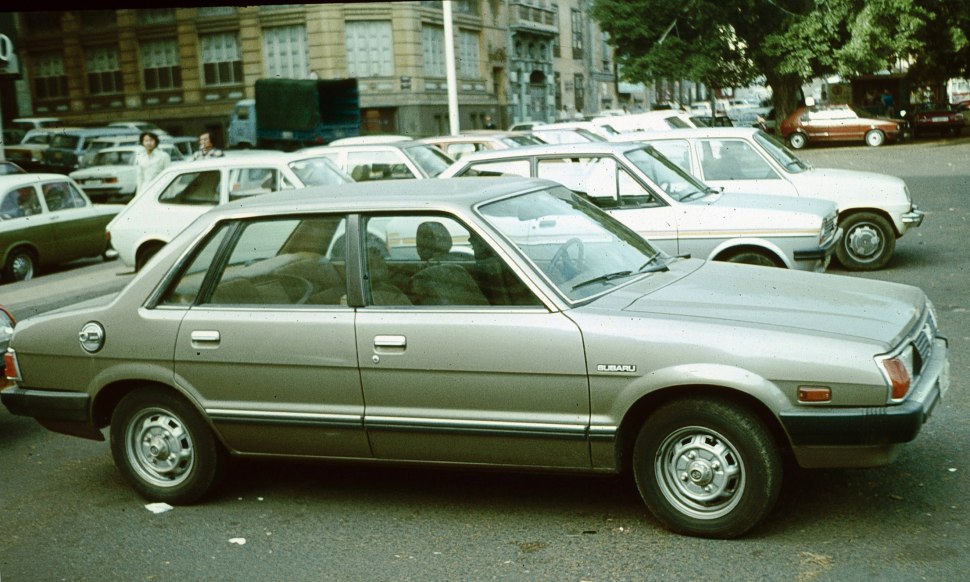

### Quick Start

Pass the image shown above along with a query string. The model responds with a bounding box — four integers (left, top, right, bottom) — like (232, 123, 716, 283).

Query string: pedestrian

(135, 131, 171, 192)
(881, 90, 894, 116)
(483, 115, 497, 130)
(193, 131, 224, 160)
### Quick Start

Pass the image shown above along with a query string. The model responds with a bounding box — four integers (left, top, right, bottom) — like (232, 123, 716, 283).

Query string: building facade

(2, 2, 617, 146)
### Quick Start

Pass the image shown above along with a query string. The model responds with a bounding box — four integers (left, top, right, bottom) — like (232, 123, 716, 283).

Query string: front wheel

(865, 129, 885, 147)
(110, 387, 226, 504)
(632, 398, 782, 538)
(787, 132, 807, 149)
(836, 212, 895, 271)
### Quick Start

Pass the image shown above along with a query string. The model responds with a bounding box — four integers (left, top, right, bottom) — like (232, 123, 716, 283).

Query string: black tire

(722, 249, 783, 268)
(3, 247, 37, 282)
(632, 398, 782, 539)
(864, 129, 885, 147)
(135, 242, 164, 272)
(835, 212, 895, 271)
(787, 132, 807, 149)
(110, 387, 226, 504)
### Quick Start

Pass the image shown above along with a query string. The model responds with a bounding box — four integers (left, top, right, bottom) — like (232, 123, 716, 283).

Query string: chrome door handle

(191, 330, 221, 343)
(374, 335, 406, 349)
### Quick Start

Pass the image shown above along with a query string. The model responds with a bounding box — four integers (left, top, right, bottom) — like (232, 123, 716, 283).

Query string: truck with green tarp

(254, 78, 360, 150)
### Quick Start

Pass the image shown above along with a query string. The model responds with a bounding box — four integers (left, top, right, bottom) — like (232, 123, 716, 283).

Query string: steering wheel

(549, 237, 585, 282)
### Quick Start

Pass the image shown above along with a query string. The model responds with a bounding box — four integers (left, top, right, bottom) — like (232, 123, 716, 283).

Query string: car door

(0, 184, 56, 265)
(40, 179, 107, 262)
(168, 215, 368, 458)
(353, 212, 592, 468)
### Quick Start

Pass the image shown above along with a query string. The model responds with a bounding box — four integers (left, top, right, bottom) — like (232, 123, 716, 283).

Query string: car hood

(788, 168, 908, 203)
(614, 259, 921, 344)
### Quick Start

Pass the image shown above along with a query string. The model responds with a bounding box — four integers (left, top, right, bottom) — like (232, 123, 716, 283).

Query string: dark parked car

(780, 104, 904, 149)
(0, 174, 121, 282)
(901, 102, 964, 138)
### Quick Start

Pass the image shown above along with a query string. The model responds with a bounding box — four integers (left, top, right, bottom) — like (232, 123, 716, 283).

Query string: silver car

(1, 178, 950, 539)
(439, 142, 841, 272)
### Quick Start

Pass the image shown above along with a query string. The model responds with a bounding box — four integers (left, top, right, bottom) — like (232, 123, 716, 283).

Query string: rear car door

(41, 179, 108, 261)
(166, 215, 368, 458)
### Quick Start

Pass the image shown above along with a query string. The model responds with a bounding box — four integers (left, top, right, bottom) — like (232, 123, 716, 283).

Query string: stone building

(1, 2, 617, 146)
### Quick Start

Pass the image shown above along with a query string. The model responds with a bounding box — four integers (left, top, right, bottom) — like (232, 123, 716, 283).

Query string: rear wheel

(787, 132, 807, 149)
(836, 212, 895, 271)
(632, 398, 782, 538)
(110, 387, 226, 504)
(3, 247, 37, 282)
(864, 129, 885, 147)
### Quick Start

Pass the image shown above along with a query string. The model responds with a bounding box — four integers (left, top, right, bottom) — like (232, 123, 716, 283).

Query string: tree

(591, 0, 946, 122)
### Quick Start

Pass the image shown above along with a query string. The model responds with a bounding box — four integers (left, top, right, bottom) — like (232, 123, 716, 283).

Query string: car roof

(0, 173, 80, 187)
(608, 126, 763, 141)
(208, 176, 552, 218)
(53, 127, 142, 137)
(445, 140, 647, 164)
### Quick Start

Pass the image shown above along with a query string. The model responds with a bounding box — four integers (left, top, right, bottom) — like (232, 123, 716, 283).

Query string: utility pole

(443, 1, 460, 135)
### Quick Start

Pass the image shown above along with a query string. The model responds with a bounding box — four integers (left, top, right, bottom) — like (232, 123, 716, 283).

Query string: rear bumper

(1, 385, 104, 440)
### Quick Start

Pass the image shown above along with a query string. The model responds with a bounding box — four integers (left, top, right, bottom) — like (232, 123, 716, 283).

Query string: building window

(80, 10, 117, 31)
(141, 39, 182, 91)
(552, 4, 561, 57)
(346, 21, 393, 78)
(32, 52, 68, 100)
(459, 30, 480, 79)
(574, 73, 585, 112)
(263, 25, 309, 79)
(422, 25, 446, 78)
(85, 46, 124, 95)
(137, 9, 176, 26)
(571, 9, 584, 60)
(601, 32, 611, 71)
(200, 32, 243, 86)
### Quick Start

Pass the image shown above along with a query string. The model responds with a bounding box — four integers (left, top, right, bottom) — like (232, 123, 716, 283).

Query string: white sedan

(610, 127, 924, 270)
(69, 144, 184, 203)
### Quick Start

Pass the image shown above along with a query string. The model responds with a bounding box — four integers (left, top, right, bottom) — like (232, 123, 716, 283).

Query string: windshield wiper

(639, 254, 670, 273)
(571, 270, 634, 291)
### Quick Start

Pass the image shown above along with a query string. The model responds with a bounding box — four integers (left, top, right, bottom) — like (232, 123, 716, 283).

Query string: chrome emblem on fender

(596, 364, 637, 373)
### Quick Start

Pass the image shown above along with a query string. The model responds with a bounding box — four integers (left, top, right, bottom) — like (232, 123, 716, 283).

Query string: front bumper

(780, 334, 949, 451)
(902, 204, 926, 228)
(793, 227, 842, 271)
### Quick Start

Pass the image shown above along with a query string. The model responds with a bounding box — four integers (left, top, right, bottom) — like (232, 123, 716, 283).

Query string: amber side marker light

(798, 386, 832, 403)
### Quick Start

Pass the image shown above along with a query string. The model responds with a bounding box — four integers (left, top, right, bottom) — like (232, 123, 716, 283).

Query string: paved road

(1, 138, 968, 581)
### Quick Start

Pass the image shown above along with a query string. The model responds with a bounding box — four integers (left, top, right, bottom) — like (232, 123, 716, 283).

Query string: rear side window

(158, 170, 221, 205)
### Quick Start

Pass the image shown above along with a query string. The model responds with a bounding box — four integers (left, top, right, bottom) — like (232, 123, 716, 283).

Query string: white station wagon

(107, 152, 352, 270)
(610, 127, 924, 270)
(439, 142, 841, 272)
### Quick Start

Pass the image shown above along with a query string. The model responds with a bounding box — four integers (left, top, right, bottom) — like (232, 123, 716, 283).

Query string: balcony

(509, 0, 558, 35)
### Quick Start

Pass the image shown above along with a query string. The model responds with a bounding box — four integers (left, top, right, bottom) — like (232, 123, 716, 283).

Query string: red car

(903, 102, 964, 138)
(780, 104, 904, 149)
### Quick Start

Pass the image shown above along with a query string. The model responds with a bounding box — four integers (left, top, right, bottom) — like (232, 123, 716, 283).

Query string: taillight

(877, 346, 914, 401)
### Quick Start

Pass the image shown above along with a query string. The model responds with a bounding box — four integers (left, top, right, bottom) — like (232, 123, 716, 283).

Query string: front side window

(141, 39, 182, 91)
(698, 139, 779, 181)
(402, 144, 455, 178)
(43, 181, 88, 211)
(625, 146, 710, 202)
(754, 132, 810, 174)
(479, 186, 663, 302)
(0, 187, 41, 219)
(347, 151, 414, 181)
(85, 46, 123, 95)
(200, 32, 243, 86)
(263, 25, 309, 79)
(346, 21, 393, 77)
(227, 167, 283, 199)
(361, 214, 539, 307)
(288, 157, 352, 187)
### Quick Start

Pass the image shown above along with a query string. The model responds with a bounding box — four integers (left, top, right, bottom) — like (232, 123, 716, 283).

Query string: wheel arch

(837, 207, 901, 238)
(613, 384, 792, 476)
(710, 241, 788, 268)
(2, 241, 42, 268)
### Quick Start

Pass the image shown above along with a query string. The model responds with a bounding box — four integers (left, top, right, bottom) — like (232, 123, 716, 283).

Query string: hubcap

(847, 224, 882, 259)
(656, 427, 744, 519)
(11, 255, 33, 280)
(126, 408, 194, 487)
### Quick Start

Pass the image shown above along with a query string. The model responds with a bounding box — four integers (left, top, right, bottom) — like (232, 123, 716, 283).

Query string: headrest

(416, 221, 452, 261)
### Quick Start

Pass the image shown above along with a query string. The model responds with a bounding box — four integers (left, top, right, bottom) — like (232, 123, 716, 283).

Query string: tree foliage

(591, 0, 968, 117)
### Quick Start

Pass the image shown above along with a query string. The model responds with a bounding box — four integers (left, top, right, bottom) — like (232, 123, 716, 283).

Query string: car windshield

(753, 131, 811, 173)
(623, 146, 711, 202)
(287, 156, 353, 186)
(49, 134, 80, 149)
(478, 185, 666, 302)
(403, 143, 456, 177)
